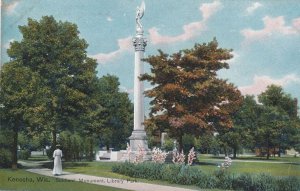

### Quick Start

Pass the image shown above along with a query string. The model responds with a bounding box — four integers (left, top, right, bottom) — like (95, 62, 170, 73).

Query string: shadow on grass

(204, 155, 300, 162)
(194, 161, 218, 166)
(41, 161, 53, 169)
(27, 156, 49, 161)
(64, 162, 89, 168)
(41, 161, 90, 170)
(19, 160, 51, 169)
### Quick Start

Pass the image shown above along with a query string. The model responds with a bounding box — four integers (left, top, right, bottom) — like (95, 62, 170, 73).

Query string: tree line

(0, 16, 133, 168)
(1, 16, 299, 169)
(141, 40, 300, 159)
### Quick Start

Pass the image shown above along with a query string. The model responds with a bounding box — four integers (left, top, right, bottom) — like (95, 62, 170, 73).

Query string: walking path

(26, 168, 197, 191)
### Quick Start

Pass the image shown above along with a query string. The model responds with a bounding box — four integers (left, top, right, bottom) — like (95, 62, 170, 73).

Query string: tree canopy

(96, 75, 133, 150)
(141, 39, 242, 151)
(0, 62, 43, 168)
(5, 16, 98, 148)
(228, 86, 300, 159)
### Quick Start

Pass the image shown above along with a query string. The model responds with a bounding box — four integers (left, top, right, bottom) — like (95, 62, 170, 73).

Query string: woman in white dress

(52, 145, 63, 175)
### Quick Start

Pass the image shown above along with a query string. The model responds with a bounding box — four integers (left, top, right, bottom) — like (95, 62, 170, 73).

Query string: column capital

(132, 37, 147, 52)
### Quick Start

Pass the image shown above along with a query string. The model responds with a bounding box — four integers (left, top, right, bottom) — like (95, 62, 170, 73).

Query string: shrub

(232, 173, 254, 190)
(0, 128, 13, 168)
(163, 138, 174, 151)
(55, 131, 91, 161)
(0, 148, 12, 168)
(214, 170, 234, 190)
(46, 146, 55, 159)
(276, 176, 300, 191)
(232, 173, 300, 191)
(252, 173, 276, 191)
(112, 162, 300, 191)
(196, 173, 217, 189)
(134, 162, 163, 180)
(112, 162, 164, 180)
(112, 162, 135, 177)
(174, 165, 203, 185)
(161, 164, 181, 183)
(18, 149, 31, 160)
(182, 134, 194, 153)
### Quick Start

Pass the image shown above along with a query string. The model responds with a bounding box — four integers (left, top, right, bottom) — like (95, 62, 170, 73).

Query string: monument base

(128, 150, 152, 162)
(129, 129, 149, 151)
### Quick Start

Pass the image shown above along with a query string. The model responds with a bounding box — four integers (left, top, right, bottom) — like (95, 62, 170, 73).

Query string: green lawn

(64, 162, 127, 179)
(10, 155, 298, 191)
(62, 156, 300, 179)
(196, 155, 300, 176)
(58, 157, 300, 190)
(0, 169, 129, 191)
(199, 154, 300, 163)
(197, 160, 300, 176)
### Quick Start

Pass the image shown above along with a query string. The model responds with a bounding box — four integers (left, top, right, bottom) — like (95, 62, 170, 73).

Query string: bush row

(0, 128, 13, 167)
(18, 149, 31, 160)
(112, 162, 300, 191)
(46, 131, 95, 161)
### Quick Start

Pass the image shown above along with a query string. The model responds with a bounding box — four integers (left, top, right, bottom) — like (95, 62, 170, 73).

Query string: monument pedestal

(129, 130, 149, 151)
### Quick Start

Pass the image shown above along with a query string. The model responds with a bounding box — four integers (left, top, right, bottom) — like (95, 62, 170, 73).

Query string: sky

(1, 0, 300, 112)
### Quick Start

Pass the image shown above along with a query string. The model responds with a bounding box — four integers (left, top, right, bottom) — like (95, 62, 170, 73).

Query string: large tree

(6, 16, 98, 148)
(258, 85, 298, 118)
(220, 95, 259, 158)
(0, 62, 43, 168)
(255, 105, 289, 159)
(258, 85, 299, 157)
(96, 75, 133, 150)
(141, 39, 242, 151)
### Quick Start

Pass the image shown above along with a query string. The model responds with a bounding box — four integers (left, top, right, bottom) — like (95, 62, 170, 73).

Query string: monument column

(129, 2, 149, 151)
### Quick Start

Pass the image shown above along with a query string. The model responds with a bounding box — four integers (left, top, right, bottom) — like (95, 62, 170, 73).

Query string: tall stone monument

(129, 2, 149, 151)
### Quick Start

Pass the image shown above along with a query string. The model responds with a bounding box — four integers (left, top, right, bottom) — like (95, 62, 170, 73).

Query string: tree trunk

(11, 126, 18, 169)
(266, 146, 270, 160)
(89, 138, 94, 161)
(178, 135, 183, 152)
(233, 147, 237, 159)
(52, 128, 57, 148)
(224, 147, 227, 156)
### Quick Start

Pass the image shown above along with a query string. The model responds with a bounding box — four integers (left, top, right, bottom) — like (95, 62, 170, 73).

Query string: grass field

(196, 155, 300, 176)
(0, 169, 129, 191)
(61, 155, 300, 178)
(57, 156, 300, 190)
(3, 155, 298, 191)
(196, 160, 300, 176)
(199, 154, 300, 162)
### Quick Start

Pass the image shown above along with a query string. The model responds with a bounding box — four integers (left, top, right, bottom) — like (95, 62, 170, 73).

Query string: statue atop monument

(136, 1, 145, 31)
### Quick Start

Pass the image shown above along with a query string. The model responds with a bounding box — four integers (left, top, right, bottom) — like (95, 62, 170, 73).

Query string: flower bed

(112, 162, 300, 191)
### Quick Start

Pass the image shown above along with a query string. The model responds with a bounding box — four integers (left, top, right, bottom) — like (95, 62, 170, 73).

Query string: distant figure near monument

(52, 145, 63, 175)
